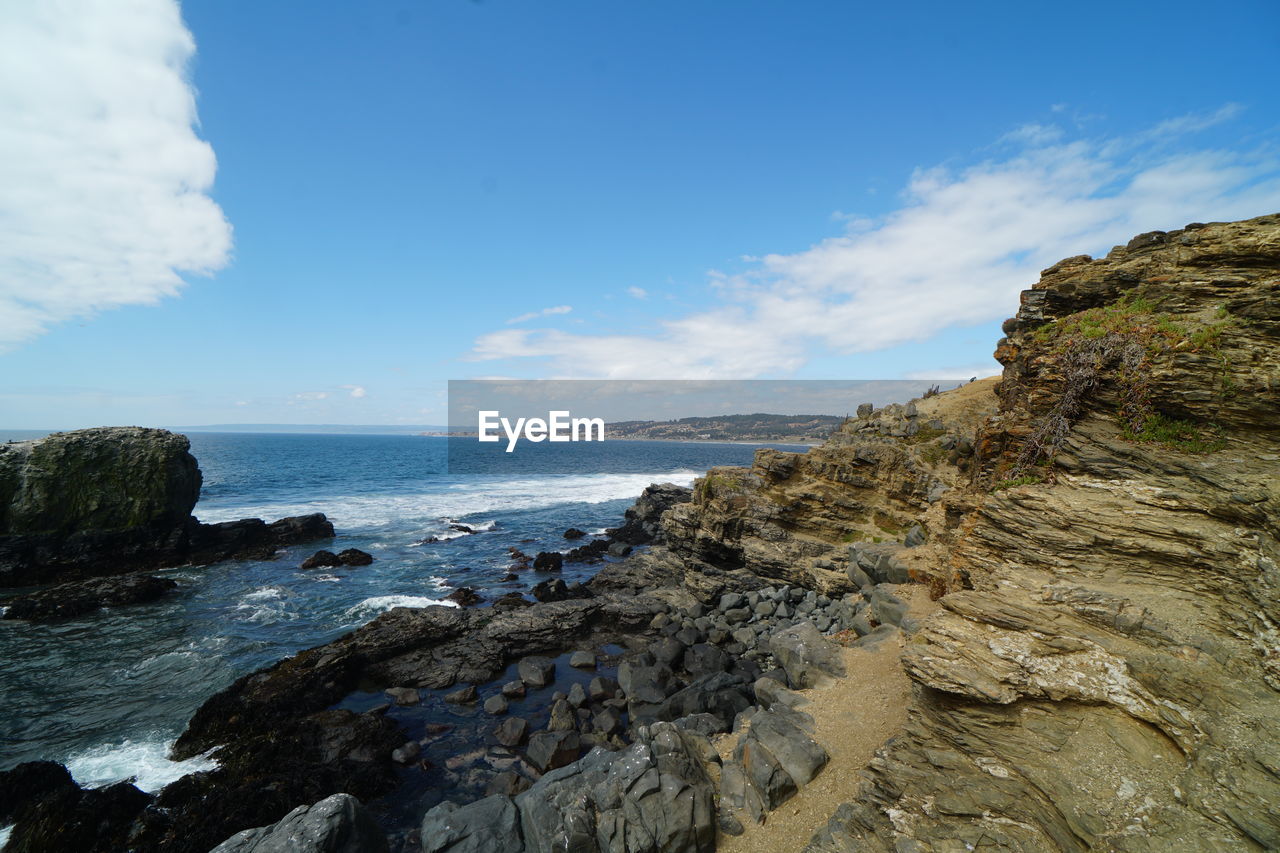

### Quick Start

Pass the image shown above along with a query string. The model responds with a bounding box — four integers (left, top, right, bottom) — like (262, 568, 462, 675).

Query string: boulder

(209, 793, 387, 853)
(300, 550, 341, 570)
(336, 548, 374, 566)
(1, 573, 177, 622)
(495, 716, 528, 748)
(517, 656, 555, 688)
(0, 761, 78, 824)
(525, 730, 580, 772)
(563, 528, 587, 540)
(420, 795, 523, 853)
(768, 621, 845, 688)
(4, 779, 152, 853)
(0, 428, 334, 585)
(532, 551, 563, 572)
(484, 694, 509, 715)
(444, 685, 477, 704)
(569, 650, 595, 668)
(445, 587, 484, 607)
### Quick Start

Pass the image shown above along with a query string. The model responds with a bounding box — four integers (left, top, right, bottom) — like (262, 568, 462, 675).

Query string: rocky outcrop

(1, 572, 177, 621)
(608, 482, 693, 545)
(801, 214, 1280, 850)
(419, 720, 718, 853)
(0, 427, 334, 586)
(208, 793, 388, 853)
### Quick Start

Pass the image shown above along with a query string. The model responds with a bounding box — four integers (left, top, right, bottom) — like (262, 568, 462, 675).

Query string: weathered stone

(569, 650, 595, 668)
(524, 730, 580, 772)
(495, 716, 528, 748)
(419, 795, 522, 853)
(517, 656, 555, 688)
(444, 685, 477, 704)
(483, 694, 509, 715)
(209, 793, 388, 853)
(768, 621, 845, 688)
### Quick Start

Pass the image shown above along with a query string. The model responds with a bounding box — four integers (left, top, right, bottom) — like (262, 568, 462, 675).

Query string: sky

(1, 0, 1278, 429)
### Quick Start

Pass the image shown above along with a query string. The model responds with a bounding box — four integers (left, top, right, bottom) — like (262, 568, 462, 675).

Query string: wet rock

(525, 730, 580, 772)
(517, 656, 555, 688)
(420, 795, 522, 853)
(532, 551, 563, 572)
(0, 760, 78, 825)
(385, 686, 419, 706)
(588, 676, 618, 702)
(491, 591, 533, 608)
(495, 716, 528, 748)
(444, 685, 477, 704)
(563, 528, 587, 539)
(501, 680, 526, 699)
(5, 779, 152, 853)
(547, 699, 576, 732)
(445, 587, 484, 607)
(484, 694, 509, 715)
(300, 549, 342, 570)
(392, 741, 420, 764)
(1, 573, 178, 622)
(336, 548, 373, 566)
(569, 649, 595, 668)
(567, 682, 587, 709)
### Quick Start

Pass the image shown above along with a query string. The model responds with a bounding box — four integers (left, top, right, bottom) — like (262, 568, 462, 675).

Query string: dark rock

(5, 779, 151, 853)
(492, 591, 533, 608)
(444, 685, 477, 704)
(568, 650, 595, 668)
(507, 547, 532, 570)
(532, 551, 563, 572)
(769, 621, 846, 688)
(588, 676, 619, 702)
(547, 699, 576, 732)
(524, 730, 580, 772)
(501, 680, 526, 699)
(391, 741, 420, 764)
(336, 548, 374, 566)
(566, 682, 587, 709)
(869, 585, 909, 627)
(607, 483, 693, 545)
(420, 795, 522, 853)
(747, 710, 827, 788)
(903, 524, 926, 548)
(485, 770, 531, 798)
(385, 686, 419, 706)
(495, 716, 528, 748)
(484, 694, 509, 715)
(735, 734, 796, 810)
(2, 572, 177, 622)
(662, 672, 754, 730)
(517, 656, 555, 688)
(606, 541, 632, 558)
(563, 528, 587, 540)
(563, 538, 611, 563)
(300, 549, 341, 570)
(0, 761, 78, 825)
(674, 712, 729, 737)
(445, 586, 484, 607)
(683, 642, 729, 677)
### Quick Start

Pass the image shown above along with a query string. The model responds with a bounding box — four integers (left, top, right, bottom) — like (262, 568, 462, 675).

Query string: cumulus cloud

(469, 109, 1280, 378)
(505, 305, 572, 325)
(627, 287, 648, 299)
(0, 0, 231, 350)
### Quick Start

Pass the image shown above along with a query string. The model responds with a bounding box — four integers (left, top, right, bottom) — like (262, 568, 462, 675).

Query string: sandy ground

(714, 586, 938, 853)
(916, 375, 1000, 430)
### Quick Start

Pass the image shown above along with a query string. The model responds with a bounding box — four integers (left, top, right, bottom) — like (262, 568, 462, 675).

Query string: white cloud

(0, 0, 232, 351)
(626, 287, 648, 299)
(468, 109, 1280, 378)
(342, 385, 367, 398)
(294, 391, 329, 401)
(505, 305, 573, 324)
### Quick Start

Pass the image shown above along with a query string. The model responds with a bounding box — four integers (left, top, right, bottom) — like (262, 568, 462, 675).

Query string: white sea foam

(64, 737, 217, 793)
(345, 594, 460, 619)
(194, 470, 701, 530)
(233, 587, 297, 624)
(0, 825, 11, 847)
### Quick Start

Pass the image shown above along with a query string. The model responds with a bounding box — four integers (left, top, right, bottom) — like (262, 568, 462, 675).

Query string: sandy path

(715, 586, 935, 853)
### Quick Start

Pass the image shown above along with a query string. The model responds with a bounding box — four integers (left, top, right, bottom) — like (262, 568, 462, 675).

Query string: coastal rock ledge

(0, 427, 334, 587)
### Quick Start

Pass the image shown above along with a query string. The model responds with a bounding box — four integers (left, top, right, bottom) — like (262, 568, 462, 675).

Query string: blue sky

(1, 0, 1278, 428)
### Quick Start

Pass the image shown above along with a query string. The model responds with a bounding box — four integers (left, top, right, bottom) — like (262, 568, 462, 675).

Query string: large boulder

(208, 793, 388, 853)
(0, 427, 334, 585)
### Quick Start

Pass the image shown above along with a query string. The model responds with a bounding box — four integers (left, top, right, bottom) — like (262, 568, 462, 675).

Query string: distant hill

(606, 413, 844, 443)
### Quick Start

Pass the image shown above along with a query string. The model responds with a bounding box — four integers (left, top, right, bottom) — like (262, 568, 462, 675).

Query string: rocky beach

(2, 213, 1279, 851)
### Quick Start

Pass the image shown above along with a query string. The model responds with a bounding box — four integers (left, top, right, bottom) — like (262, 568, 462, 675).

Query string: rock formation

(0, 427, 334, 587)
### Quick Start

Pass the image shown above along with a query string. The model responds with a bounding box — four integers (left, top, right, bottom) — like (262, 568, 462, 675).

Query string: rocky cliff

(604, 214, 1279, 850)
(0, 427, 334, 587)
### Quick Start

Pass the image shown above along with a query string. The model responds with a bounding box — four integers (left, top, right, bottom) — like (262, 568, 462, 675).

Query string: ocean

(0, 432, 799, 800)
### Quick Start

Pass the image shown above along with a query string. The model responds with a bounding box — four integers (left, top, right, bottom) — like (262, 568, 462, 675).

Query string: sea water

(0, 432, 798, 796)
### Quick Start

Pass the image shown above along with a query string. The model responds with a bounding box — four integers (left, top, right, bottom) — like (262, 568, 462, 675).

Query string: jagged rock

(1, 572, 177, 621)
(495, 716, 528, 748)
(420, 795, 523, 853)
(206, 793, 388, 853)
(607, 482, 693, 545)
(532, 551, 563, 572)
(515, 721, 715, 853)
(807, 214, 1280, 851)
(517, 655, 555, 688)
(524, 730, 580, 772)
(0, 761, 78, 825)
(768, 621, 845, 688)
(444, 685, 477, 704)
(4, 778, 152, 853)
(0, 428, 334, 585)
(445, 586, 484, 607)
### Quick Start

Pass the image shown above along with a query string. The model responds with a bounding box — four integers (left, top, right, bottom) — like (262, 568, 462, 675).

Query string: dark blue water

(0, 432, 799, 794)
